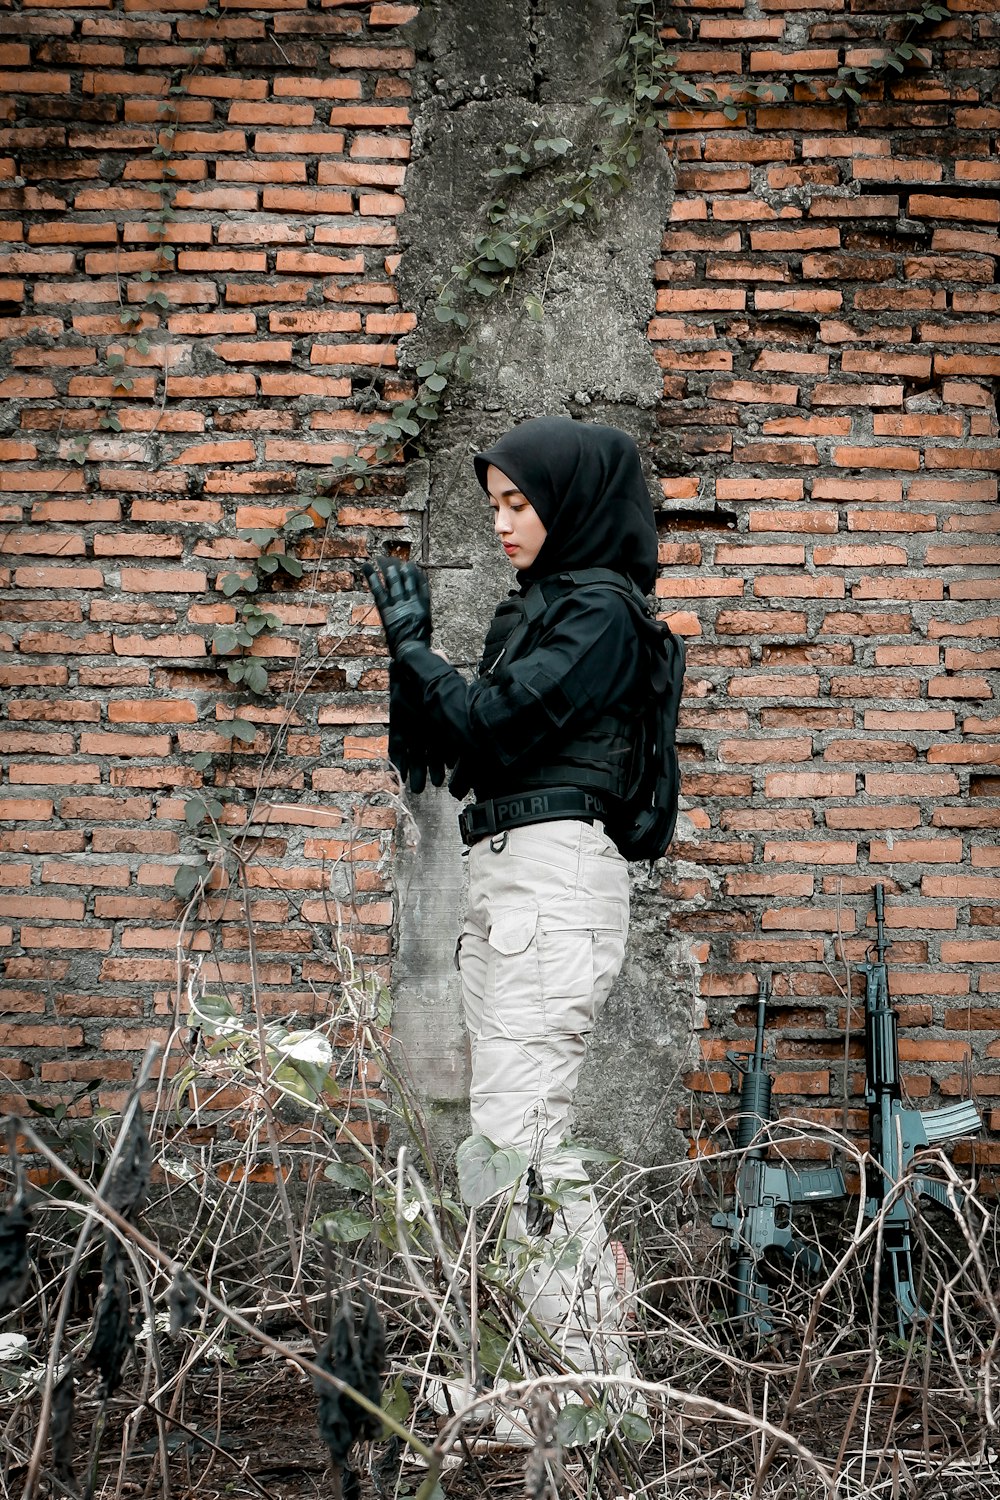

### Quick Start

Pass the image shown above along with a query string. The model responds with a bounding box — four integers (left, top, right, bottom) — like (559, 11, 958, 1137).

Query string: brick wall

(0, 0, 997, 1168)
(0, 0, 418, 1136)
(653, 2, 999, 1163)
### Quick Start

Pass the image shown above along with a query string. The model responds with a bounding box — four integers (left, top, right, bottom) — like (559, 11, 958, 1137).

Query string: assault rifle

(713, 977, 847, 1336)
(862, 883, 982, 1337)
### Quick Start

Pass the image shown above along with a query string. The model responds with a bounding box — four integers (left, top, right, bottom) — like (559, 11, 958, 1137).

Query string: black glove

(389, 663, 447, 794)
(362, 558, 431, 659)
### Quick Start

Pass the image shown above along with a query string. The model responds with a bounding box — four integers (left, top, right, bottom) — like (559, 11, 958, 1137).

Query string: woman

(363, 415, 657, 1412)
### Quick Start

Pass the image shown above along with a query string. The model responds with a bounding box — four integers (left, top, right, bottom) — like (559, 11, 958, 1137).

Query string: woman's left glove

(389, 663, 447, 794)
(362, 557, 431, 660)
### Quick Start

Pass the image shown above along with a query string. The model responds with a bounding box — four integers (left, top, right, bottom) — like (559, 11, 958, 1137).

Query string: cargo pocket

(482, 905, 541, 1040)
(537, 899, 627, 1036)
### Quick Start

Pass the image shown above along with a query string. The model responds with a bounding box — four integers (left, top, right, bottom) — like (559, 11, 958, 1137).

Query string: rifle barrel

(874, 882, 887, 964)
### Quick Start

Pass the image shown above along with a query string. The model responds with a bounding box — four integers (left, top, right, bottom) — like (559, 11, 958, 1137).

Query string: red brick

(812, 383, 904, 407)
(0, 1024, 84, 1047)
(910, 193, 1000, 225)
(753, 576, 844, 600)
(20, 926, 109, 951)
(748, 511, 837, 534)
(118, 567, 208, 591)
(370, 3, 418, 21)
(765, 772, 855, 798)
(865, 772, 960, 796)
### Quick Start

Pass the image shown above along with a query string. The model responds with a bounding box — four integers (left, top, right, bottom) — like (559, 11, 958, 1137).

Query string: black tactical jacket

(394, 577, 647, 804)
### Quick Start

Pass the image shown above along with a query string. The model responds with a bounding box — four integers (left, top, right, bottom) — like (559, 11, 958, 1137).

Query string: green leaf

(375, 982, 393, 1028)
(619, 1411, 653, 1443)
(324, 1160, 372, 1193)
(272, 1060, 326, 1105)
(189, 994, 241, 1037)
(523, 293, 544, 323)
(246, 662, 270, 695)
(381, 1376, 411, 1438)
(543, 1233, 583, 1272)
(244, 527, 279, 548)
(423, 373, 448, 393)
(312, 1209, 372, 1244)
(190, 752, 214, 771)
(310, 496, 334, 519)
(219, 572, 248, 597)
(174, 864, 207, 901)
(277, 1028, 333, 1071)
(184, 798, 208, 828)
(456, 1134, 526, 1207)
(228, 718, 257, 744)
(476, 1320, 519, 1381)
(284, 512, 314, 534)
(276, 553, 304, 578)
(555, 1403, 608, 1447)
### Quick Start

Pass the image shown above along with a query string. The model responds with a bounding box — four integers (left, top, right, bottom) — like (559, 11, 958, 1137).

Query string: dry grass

(2, 854, 997, 1500)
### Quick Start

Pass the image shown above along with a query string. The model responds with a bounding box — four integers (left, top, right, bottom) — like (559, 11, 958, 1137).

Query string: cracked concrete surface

(390, 0, 692, 1170)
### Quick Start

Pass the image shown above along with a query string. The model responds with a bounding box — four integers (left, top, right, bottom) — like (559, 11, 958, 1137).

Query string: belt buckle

(459, 800, 496, 846)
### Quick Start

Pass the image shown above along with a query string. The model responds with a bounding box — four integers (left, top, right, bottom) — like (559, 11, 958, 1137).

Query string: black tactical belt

(458, 788, 610, 847)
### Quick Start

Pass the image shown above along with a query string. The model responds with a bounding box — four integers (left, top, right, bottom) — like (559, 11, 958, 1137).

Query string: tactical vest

(452, 570, 644, 804)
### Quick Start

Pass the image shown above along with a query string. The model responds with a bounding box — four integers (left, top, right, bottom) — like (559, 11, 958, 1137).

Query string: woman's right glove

(362, 558, 431, 661)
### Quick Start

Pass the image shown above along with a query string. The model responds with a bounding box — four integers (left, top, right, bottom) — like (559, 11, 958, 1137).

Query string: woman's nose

(494, 509, 510, 535)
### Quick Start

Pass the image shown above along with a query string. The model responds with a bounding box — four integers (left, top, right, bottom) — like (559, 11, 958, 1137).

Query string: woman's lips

(502, 542, 518, 554)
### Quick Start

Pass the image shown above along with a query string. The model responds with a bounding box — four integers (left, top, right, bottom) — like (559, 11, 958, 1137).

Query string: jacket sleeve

(394, 591, 639, 769)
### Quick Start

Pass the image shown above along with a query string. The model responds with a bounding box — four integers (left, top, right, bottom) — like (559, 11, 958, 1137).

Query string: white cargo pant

(458, 818, 635, 1382)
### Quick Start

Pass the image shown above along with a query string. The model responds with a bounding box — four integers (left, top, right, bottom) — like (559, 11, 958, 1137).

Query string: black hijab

(473, 416, 658, 594)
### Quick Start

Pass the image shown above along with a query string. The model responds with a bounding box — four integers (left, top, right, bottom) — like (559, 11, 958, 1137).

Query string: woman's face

(486, 464, 547, 570)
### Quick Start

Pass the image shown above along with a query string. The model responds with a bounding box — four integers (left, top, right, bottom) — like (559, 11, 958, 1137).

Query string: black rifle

(713, 978, 846, 1335)
(862, 883, 981, 1336)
